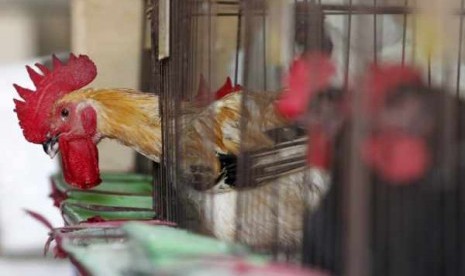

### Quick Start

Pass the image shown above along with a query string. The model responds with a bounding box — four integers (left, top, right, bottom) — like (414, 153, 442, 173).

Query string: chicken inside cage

(149, 0, 335, 257)
(10, 0, 465, 274)
(151, 0, 465, 274)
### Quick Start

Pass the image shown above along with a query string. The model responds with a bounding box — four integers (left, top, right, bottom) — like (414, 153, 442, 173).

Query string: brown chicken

(52, 87, 326, 249)
(13, 54, 330, 251)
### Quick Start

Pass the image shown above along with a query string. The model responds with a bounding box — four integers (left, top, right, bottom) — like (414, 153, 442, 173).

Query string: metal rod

(401, 0, 408, 65)
(373, 0, 378, 64)
(344, 1, 370, 275)
(234, 7, 242, 85)
(457, 0, 465, 96)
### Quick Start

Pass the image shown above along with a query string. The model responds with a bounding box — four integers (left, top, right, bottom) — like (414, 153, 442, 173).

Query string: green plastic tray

(51, 173, 156, 225)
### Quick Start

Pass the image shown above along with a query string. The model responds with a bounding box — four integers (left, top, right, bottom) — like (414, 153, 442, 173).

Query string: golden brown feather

(58, 88, 162, 162)
(55, 88, 326, 251)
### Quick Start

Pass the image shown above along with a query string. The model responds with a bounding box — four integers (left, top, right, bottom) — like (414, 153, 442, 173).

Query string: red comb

(13, 54, 97, 144)
(276, 52, 335, 119)
(362, 64, 423, 113)
(215, 77, 242, 100)
(193, 74, 211, 106)
(192, 76, 241, 107)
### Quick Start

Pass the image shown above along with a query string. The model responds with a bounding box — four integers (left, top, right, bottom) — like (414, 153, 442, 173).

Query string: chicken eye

(61, 108, 69, 119)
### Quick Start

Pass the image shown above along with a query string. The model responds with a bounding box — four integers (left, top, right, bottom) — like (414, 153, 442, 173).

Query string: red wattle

(59, 136, 101, 189)
(362, 133, 430, 184)
(307, 126, 332, 170)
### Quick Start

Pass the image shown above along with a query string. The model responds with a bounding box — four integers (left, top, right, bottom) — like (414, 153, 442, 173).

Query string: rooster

(12, 53, 334, 250)
(298, 63, 465, 275)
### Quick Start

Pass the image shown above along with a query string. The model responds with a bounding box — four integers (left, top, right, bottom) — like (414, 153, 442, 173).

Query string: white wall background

(0, 1, 73, 274)
(0, 0, 70, 256)
(0, 58, 63, 254)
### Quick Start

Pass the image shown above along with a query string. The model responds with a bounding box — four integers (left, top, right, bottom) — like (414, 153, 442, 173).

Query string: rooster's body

(57, 87, 285, 178)
(13, 54, 334, 250)
(53, 86, 324, 249)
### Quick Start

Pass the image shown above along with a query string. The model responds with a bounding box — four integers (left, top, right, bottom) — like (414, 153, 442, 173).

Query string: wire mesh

(149, 0, 465, 275)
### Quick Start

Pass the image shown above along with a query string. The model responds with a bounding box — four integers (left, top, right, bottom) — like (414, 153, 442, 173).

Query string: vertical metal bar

(440, 63, 458, 276)
(457, 0, 465, 96)
(401, 0, 408, 66)
(439, 2, 461, 270)
(234, 8, 242, 85)
(343, 0, 353, 88)
(187, 0, 193, 102)
(235, 0, 255, 245)
(159, 0, 170, 59)
(373, 0, 378, 64)
(262, 7, 267, 91)
(343, 0, 370, 275)
(428, 57, 432, 87)
(458, 4, 465, 274)
(260, 0, 272, 256)
(150, 0, 163, 217)
(410, 0, 417, 64)
(294, 0, 298, 57)
(318, 0, 324, 52)
(207, 0, 215, 237)
(344, 88, 371, 275)
(304, 0, 310, 50)
(165, 0, 173, 221)
(208, 0, 212, 86)
(169, 0, 176, 222)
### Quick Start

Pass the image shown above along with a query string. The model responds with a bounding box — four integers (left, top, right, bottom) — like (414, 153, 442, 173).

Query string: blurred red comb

(360, 64, 429, 183)
(13, 54, 97, 144)
(276, 52, 335, 119)
(362, 64, 423, 113)
(215, 77, 242, 100)
(194, 74, 210, 105)
(192, 75, 242, 107)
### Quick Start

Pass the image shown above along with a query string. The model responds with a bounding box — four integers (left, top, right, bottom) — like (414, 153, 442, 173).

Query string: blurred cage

(300, 1, 465, 276)
(149, 0, 318, 259)
(149, 0, 465, 275)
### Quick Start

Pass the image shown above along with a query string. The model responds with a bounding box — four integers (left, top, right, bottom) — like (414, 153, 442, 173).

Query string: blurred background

(0, 0, 147, 274)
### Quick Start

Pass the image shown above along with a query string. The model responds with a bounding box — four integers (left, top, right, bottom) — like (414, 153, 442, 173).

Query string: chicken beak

(42, 137, 59, 159)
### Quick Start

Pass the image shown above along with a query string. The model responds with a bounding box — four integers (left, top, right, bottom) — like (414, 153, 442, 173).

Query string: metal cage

(149, 0, 465, 275)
